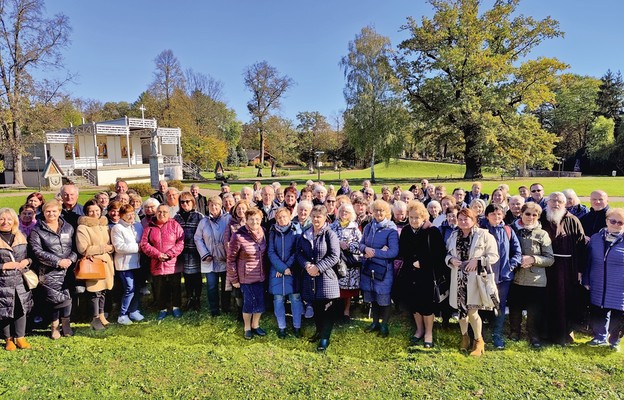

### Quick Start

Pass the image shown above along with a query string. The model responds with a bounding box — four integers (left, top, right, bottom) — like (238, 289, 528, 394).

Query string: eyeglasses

(179, 200, 193, 204)
(607, 219, 624, 227)
(373, 209, 385, 212)
(523, 213, 539, 217)
(531, 189, 543, 193)
(365, 192, 374, 196)
(326, 200, 335, 203)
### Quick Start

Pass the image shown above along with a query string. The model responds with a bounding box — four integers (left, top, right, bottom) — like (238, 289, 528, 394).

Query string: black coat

(0, 232, 33, 319)
(394, 221, 448, 313)
(194, 194, 207, 216)
(28, 218, 77, 307)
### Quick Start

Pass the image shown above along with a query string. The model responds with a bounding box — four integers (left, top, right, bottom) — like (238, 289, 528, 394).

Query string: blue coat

(268, 223, 300, 296)
(480, 221, 522, 283)
(296, 224, 340, 301)
(584, 229, 624, 311)
(359, 218, 399, 295)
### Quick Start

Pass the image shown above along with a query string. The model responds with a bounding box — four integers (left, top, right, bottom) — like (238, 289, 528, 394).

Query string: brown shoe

(460, 334, 471, 351)
(99, 313, 110, 327)
(61, 317, 73, 337)
(91, 317, 106, 331)
(15, 337, 31, 349)
(50, 320, 61, 340)
(470, 337, 485, 357)
(5, 338, 16, 351)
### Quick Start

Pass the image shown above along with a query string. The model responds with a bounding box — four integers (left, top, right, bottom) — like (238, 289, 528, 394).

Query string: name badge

(61, 233, 71, 241)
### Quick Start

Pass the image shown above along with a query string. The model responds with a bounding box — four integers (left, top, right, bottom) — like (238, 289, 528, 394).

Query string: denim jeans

(492, 280, 511, 341)
(205, 272, 227, 314)
(591, 304, 624, 345)
(273, 293, 303, 329)
(118, 270, 139, 316)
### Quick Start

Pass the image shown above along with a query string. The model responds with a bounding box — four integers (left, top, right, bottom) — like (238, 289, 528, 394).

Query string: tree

(586, 116, 615, 162)
(596, 69, 624, 136)
(396, 0, 566, 178)
(0, 0, 71, 185)
(243, 61, 294, 176)
(148, 49, 185, 124)
(296, 111, 337, 170)
(340, 26, 411, 181)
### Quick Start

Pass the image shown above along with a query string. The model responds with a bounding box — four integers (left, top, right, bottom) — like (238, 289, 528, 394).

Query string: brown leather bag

(75, 256, 106, 280)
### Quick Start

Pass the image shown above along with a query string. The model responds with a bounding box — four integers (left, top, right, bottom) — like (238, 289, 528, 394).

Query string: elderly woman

(227, 208, 267, 339)
(224, 200, 249, 313)
(353, 197, 371, 230)
(395, 201, 447, 348)
(360, 200, 400, 338)
(195, 196, 231, 316)
(140, 204, 185, 320)
(222, 193, 235, 215)
(330, 203, 362, 323)
(427, 200, 442, 222)
(0, 208, 34, 350)
(583, 207, 624, 351)
(129, 193, 143, 219)
(381, 186, 392, 203)
(292, 200, 313, 234)
(391, 200, 409, 235)
(107, 200, 122, 228)
(446, 208, 499, 356)
(95, 191, 110, 215)
(76, 200, 115, 330)
(282, 187, 298, 219)
(392, 186, 402, 203)
(312, 185, 328, 206)
(111, 204, 145, 324)
(268, 207, 303, 338)
(469, 198, 487, 225)
(297, 205, 340, 351)
(325, 194, 338, 223)
(508, 203, 554, 348)
(563, 189, 589, 219)
(480, 204, 522, 349)
(29, 199, 77, 339)
(174, 192, 203, 312)
(490, 188, 509, 213)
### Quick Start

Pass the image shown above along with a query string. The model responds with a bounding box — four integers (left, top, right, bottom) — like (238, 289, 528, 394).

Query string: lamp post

(33, 146, 41, 191)
(314, 151, 324, 182)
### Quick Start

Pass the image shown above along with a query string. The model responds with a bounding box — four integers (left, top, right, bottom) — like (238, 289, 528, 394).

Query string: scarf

(339, 219, 350, 228)
(275, 223, 291, 233)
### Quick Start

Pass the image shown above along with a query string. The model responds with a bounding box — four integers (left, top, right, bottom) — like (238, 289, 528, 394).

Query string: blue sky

(45, 0, 624, 124)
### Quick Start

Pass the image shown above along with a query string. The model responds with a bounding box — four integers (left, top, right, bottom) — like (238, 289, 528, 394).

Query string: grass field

(1, 304, 621, 398)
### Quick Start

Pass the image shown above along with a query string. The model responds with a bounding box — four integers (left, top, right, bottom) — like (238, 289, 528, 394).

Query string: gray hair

(337, 203, 357, 222)
(392, 200, 407, 214)
(298, 200, 313, 211)
(562, 189, 580, 206)
(427, 200, 441, 211)
(143, 198, 160, 208)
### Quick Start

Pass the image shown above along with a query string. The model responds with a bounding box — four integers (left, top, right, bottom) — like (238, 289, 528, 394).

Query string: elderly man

(190, 184, 207, 215)
(151, 180, 168, 204)
(60, 183, 84, 229)
(452, 187, 468, 209)
(240, 186, 254, 205)
(165, 188, 180, 214)
(465, 182, 489, 204)
(219, 182, 231, 199)
(257, 185, 278, 229)
(115, 180, 129, 195)
(505, 195, 525, 225)
(539, 192, 586, 345)
(581, 190, 609, 239)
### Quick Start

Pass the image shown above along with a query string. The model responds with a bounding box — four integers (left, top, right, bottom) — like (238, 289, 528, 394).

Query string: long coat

(445, 228, 500, 310)
(28, 218, 77, 307)
(297, 224, 340, 301)
(76, 216, 115, 292)
(329, 219, 362, 290)
(195, 213, 231, 273)
(268, 223, 300, 296)
(140, 218, 185, 276)
(358, 218, 399, 296)
(395, 221, 447, 311)
(0, 231, 33, 319)
(174, 210, 203, 275)
(584, 229, 624, 311)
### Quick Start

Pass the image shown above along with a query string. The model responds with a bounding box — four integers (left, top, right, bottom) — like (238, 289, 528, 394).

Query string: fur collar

(78, 216, 108, 227)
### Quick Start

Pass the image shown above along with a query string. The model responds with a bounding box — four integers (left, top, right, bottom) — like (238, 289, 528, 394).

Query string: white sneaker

(117, 315, 133, 325)
(304, 305, 314, 319)
(128, 311, 145, 322)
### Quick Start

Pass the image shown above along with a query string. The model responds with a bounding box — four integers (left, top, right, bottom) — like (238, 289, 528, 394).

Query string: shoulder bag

(75, 256, 106, 280)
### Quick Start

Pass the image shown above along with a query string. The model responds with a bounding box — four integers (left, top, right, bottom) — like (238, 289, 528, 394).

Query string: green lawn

(1, 306, 621, 398)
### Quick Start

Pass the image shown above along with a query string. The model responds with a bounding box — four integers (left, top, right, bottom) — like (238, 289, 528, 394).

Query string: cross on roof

(139, 104, 146, 119)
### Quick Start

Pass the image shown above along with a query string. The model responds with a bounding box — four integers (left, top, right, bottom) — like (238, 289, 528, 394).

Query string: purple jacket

(140, 217, 185, 276)
(227, 225, 267, 285)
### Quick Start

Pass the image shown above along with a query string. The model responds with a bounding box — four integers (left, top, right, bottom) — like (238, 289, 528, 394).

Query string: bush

(107, 182, 154, 197)
(276, 171, 289, 177)
(168, 180, 185, 191)
(224, 173, 238, 181)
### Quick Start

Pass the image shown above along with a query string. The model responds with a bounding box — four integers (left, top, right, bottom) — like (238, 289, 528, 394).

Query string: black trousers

(153, 273, 182, 310)
(313, 299, 336, 340)
(1, 291, 27, 338)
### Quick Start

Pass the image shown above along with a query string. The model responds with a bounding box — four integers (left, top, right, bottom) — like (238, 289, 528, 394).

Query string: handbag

(361, 258, 388, 281)
(340, 249, 361, 269)
(334, 258, 347, 278)
(432, 268, 449, 303)
(476, 261, 500, 315)
(75, 256, 106, 280)
(22, 269, 39, 290)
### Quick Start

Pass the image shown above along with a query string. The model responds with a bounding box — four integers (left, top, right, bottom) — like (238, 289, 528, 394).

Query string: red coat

(140, 217, 185, 276)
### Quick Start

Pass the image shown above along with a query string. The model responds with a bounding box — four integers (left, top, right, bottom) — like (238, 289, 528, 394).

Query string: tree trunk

(370, 148, 376, 182)
(258, 123, 264, 177)
(462, 126, 483, 179)
(11, 123, 25, 186)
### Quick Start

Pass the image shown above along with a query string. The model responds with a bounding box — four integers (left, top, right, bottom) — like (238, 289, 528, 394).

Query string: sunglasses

(531, 189, 542, 193)
(523, 213, 539, 217)
(179, 200, 193, 204)
(607, 219, 624, 227)
(326, 200, 336, 203)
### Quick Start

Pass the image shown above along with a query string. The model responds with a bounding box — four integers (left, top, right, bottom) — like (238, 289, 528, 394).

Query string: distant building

(246, 150, 276, 165)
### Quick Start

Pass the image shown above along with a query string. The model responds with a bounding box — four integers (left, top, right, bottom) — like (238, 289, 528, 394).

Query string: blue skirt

(240, 282, 265, 314)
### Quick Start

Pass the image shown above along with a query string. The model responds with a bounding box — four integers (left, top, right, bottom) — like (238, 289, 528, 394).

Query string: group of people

(0, 178, 622, 355)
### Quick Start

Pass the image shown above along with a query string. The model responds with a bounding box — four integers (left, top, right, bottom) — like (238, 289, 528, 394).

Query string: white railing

(163, 155, 182, 165)
(82, 169, 96, 185)
(56, 156, 144, 169)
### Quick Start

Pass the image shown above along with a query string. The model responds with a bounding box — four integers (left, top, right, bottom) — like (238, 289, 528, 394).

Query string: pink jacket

(226, 225, 267, 285)
(140, 217, 185, 276)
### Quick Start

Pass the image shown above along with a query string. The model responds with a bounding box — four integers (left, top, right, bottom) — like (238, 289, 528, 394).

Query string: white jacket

(111, 220, 143, 271)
